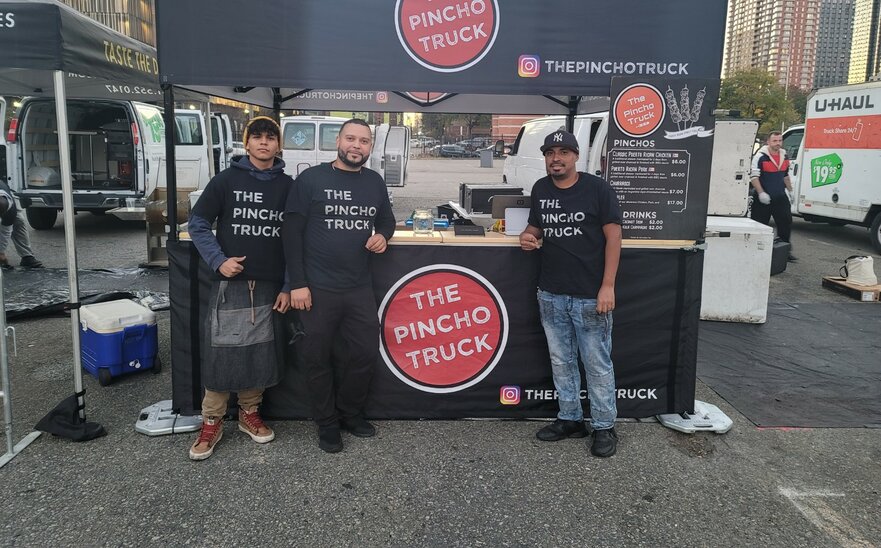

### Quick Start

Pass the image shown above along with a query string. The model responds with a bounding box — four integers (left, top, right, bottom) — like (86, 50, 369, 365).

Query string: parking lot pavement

(2, 158, 880, 546)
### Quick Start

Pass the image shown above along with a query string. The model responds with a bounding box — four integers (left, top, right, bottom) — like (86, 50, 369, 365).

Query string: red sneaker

(189, 417, 223, 461)
(238, 408, 275, 443)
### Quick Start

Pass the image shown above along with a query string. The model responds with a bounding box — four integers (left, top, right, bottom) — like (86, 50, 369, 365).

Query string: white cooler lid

(80, 299, 156, 333)
(705, 216, 774, 235)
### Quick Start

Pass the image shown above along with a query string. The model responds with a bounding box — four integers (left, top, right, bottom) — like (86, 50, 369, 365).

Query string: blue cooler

(80, 300, 160, 386)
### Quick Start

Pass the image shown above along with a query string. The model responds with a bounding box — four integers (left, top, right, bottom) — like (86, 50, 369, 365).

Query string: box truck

(781, 81, 881, 252)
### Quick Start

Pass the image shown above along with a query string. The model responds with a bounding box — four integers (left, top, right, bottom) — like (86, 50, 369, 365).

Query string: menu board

(606, 77, 720, 240)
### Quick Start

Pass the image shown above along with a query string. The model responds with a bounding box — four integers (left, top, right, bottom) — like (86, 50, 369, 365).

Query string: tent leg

(162, 85, 179, 241)
(53, 70, 85, 419)
(0, 269, 42, 468)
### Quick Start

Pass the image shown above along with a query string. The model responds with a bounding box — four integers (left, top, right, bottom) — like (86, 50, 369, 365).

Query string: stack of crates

(80, 300, 160, 386)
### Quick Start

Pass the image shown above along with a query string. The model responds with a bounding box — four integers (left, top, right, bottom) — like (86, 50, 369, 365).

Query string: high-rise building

(59, 0, 156, 46)
(724, 0, 820, 90)
(847, 0, 881, 83)
(815, 0, 855, 88)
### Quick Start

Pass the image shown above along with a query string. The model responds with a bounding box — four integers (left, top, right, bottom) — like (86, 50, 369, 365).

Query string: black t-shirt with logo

(191, 167, 292, 282)
(286, 162, 395, 291)
(527, 172, 622, 298)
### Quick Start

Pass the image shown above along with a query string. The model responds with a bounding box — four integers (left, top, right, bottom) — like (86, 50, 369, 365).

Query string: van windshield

(782, 129, 804, 159)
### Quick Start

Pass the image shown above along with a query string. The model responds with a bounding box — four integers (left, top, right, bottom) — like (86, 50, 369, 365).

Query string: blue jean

(537, 289, 617, 430)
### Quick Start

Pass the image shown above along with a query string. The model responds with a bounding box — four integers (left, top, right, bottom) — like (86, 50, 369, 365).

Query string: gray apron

(201, 278, 285, 392)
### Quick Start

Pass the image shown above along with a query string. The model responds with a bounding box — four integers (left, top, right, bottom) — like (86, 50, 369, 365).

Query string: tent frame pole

(53, 70, 85, 419)
(162, 85, 178, 241)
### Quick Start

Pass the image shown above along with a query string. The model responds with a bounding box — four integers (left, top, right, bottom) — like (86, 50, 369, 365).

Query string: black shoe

(590, 428, 618, 458)
(787, 254, 798, 263)
(20, 256, 43, 268)
(536, 419, 588, 441)
(318, 426, 343, 453)
(340, 416, 376, 438)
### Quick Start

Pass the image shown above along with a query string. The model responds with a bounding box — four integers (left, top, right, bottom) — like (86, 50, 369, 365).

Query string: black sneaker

(590, 428, 618, 458)
(340, 416, 376, 438)
(787, 254, 798, 263)
(536, 419, 588, 441)
(318, 426, 343, 453)
(20, 256, 43, 268)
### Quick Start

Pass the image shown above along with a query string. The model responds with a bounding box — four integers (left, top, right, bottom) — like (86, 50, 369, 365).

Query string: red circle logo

(395, 0, 500, 73)
(379, 265, 508, 393)
(613, 83, 666, 138)
(404, 91, 451, 103)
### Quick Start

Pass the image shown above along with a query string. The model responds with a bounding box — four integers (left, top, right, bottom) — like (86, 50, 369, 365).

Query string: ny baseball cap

(540, 130, 579, 154)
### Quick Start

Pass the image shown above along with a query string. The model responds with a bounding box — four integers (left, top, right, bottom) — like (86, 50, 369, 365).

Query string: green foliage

(719, 69, 802, 136)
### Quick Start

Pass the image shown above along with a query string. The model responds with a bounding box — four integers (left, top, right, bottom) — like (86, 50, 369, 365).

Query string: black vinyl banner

(169, 241, 703, 419)
(156, 0, 726, 96)
(606, 77, 720, 240)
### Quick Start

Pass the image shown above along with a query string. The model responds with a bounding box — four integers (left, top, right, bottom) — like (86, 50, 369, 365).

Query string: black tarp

(169, 240, 703, 419)
(697, 303, 881, 428)
(0, 0, 169, 102)
(156, 0, 726, 98)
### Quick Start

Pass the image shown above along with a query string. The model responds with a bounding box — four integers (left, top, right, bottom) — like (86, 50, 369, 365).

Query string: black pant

(296, 285, 379, 427)
(751, 195, 792, 243)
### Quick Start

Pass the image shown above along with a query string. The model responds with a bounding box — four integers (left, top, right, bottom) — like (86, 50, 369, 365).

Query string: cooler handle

(123, 324, 146, 341)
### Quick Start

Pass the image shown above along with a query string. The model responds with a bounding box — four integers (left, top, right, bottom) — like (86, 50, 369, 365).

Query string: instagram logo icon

(500, 385, 521, 405)
(518, 55, 541, 78)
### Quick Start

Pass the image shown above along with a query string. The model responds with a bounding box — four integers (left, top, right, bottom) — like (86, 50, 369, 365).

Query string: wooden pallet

(822, 276, 881, 302)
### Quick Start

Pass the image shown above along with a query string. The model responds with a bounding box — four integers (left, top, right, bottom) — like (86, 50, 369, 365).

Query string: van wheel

(26, 208, 58, 230)
(870, 213, 881, 253)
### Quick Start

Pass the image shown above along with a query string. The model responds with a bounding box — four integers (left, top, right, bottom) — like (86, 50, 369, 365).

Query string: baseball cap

(540, 130, 579, 154)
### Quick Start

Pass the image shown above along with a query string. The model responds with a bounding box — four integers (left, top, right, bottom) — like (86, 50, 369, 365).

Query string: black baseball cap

(540, 130, 579, 154)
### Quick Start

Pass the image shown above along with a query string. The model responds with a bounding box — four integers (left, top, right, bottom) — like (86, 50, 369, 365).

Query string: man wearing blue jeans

(519, 129, 622, 458)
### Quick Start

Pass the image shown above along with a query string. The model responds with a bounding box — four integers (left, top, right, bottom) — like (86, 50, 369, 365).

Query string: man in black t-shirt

(284, 118, 395, 453)
(520, 130, 623, 458)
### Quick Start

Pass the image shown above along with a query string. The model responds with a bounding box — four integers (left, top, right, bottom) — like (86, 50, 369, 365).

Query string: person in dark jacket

(283, 118, 395, 453)
(187, 117, 292, 461)
(750, 131, 796, 262)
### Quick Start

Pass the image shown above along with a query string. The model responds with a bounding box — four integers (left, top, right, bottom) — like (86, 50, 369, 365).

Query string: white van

(502, 113, 758, 216)
(280, 115, 410, 185)
(209, 112, 244, 174)
(502, 114, 609, 192)
(5, 98, 215, 229)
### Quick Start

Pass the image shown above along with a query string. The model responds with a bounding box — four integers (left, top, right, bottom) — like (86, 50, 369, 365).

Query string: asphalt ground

(1, 158, 879, 547)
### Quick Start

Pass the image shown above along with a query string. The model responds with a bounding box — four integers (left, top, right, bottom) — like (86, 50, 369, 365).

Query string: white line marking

(779, 487, 874, 547)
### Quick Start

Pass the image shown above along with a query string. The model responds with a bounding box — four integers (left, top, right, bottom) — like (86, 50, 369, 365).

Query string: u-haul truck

(783, 81, 881, 252)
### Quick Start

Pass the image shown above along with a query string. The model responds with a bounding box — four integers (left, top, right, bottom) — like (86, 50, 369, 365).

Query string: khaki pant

(201, 388, 263, 419)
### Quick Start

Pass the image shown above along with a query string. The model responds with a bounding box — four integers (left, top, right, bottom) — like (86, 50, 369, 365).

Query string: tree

(786, 86, 809, 120)
(421, 113, 458, 141)
(719, 69, 801, 136)
(462, 114, 491, 138)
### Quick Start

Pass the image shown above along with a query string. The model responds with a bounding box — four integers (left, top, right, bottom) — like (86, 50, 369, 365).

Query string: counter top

(178, 230, 695, 250)
(389, 229, 695, 249)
